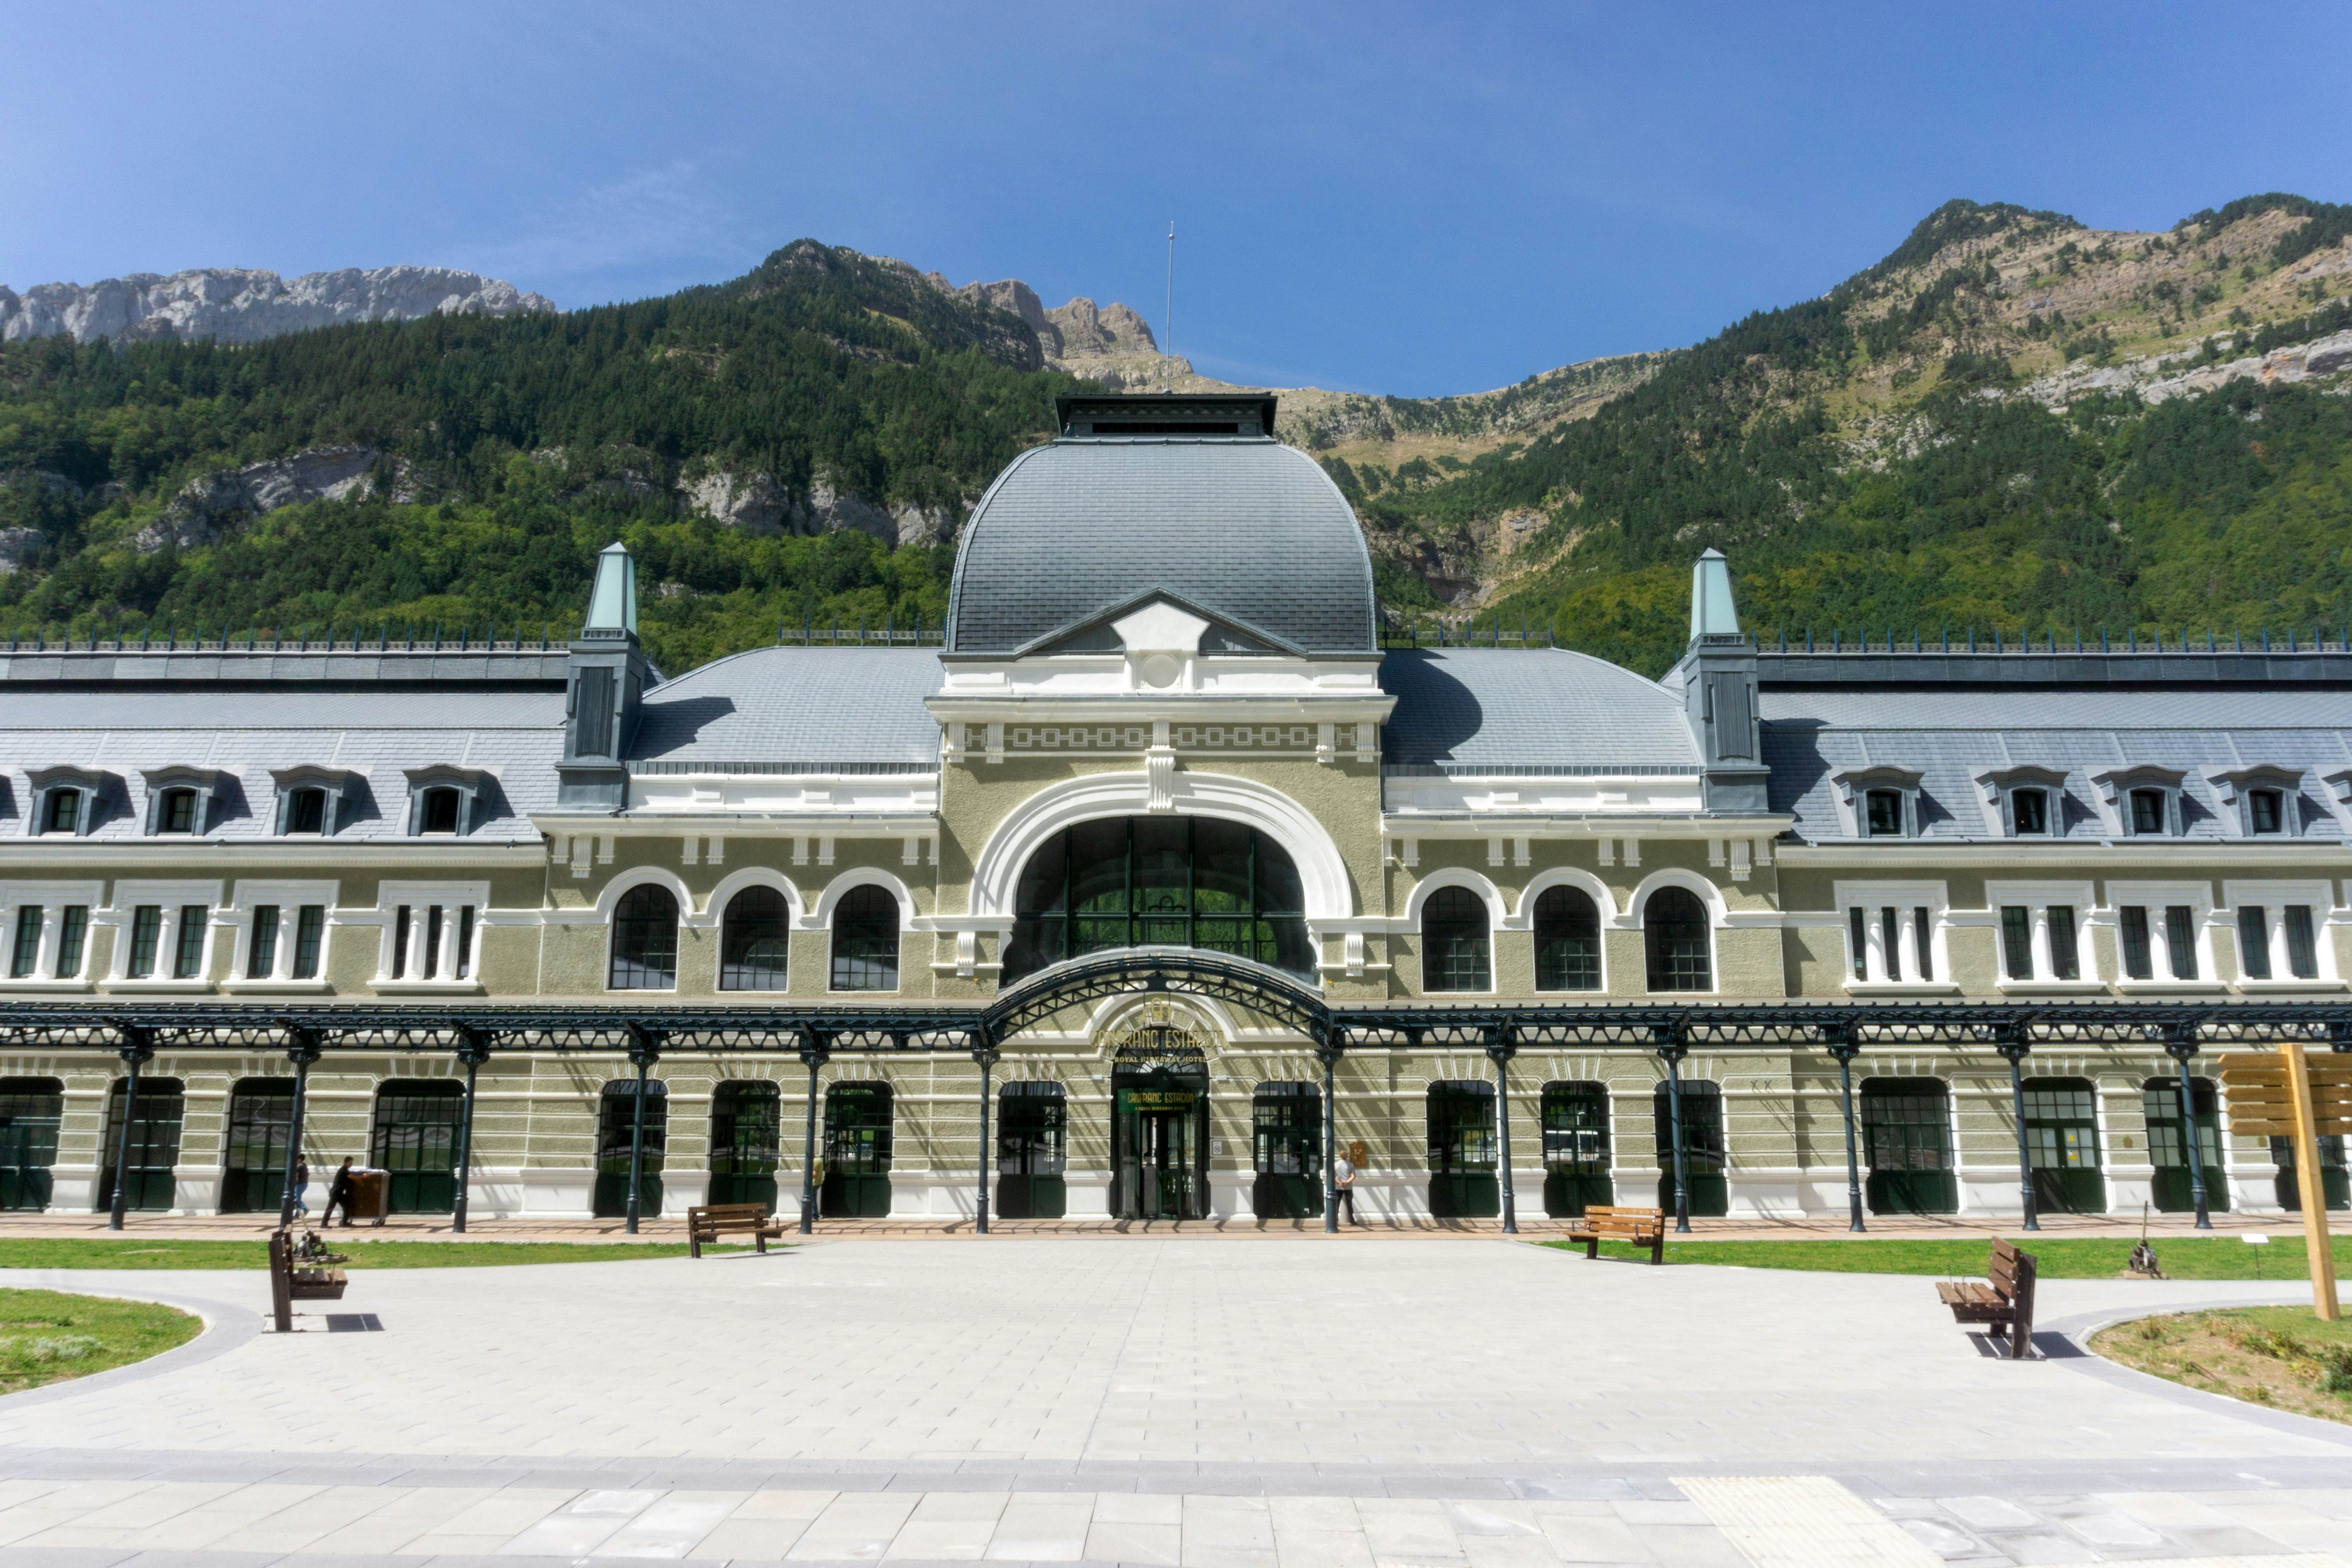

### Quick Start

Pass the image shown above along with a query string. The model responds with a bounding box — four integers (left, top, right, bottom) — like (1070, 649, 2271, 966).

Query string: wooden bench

(268, 1228, 348, 1333)
(687, 1202, 785, 1258)
(1565, 1205, 1667, 1265)
(1936, 1238, 2038, 1360)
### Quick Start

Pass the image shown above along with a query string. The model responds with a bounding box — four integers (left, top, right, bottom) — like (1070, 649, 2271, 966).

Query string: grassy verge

(0, 1289, 200, 1393)
(0, 1239, 762, 1270)
(2093, 1307, 2352, 1425)
(1541, 1235, 2352, 1280)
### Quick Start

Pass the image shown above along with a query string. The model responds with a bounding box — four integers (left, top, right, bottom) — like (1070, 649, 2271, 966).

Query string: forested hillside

(0, 241, 1076, 671)
(1343, 196, 2352, 673)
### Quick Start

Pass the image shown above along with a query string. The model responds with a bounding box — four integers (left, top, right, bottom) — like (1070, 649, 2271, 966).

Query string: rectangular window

(391, 906, 410, 979)
(2238, 905, 2271, 980)
(454, 905, 474, 980)
(286, 787, 326, 835)
(172, 905, 208, 979)
(1848, 907, 1868, 981)
(43, 791, 80, 835)
(54, 906, 86, 979)
(248, 905, 280, 980)
(2001, 906, 2034, 981)
(292, 906, 324, 980)
(2119, 906, 2153, 981)
(1865, 789, 1904, 837)
(2285, 905, 2320, 980)
(2250, 789, 2284, 835)
(423, 905, 443, 981)
(2011, 789, 2049, 835)
(2165, 905, 2198, 980)
(8, 906, 40, 979)
(128, 906, 162, 979)
(1912, 906, 1934, 981)
(1879, 907, 1901, 984)
(2048, 906, 2080, 981)
(2130, 788, 2167, 835)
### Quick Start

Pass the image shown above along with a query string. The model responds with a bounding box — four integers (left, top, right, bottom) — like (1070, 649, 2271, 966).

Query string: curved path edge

(2045, 1296, 2352, 1451)
(0, 1268, 263, 1412)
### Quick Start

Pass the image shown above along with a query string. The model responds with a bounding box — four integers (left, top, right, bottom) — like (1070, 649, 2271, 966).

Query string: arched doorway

(371, 1081, 465, 1214)
(997, 1082, 1067, 1219)
(100, 1077, 184, 1214)
(593, 1080, 668, 1219)
(220, 1078, 294, 1214)
(710, 1081, 782, 1208)
(0, 1079, 63, 1212)
(821, 1083, 893, 1218)
(1106, 1002, 1212, 1220)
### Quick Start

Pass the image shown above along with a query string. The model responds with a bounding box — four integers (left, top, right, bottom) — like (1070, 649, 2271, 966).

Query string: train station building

(0, 392, 2347, 1227)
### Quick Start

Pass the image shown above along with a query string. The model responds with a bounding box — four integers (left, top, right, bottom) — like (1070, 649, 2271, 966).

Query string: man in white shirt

(1332, 1151, 1358, 1225)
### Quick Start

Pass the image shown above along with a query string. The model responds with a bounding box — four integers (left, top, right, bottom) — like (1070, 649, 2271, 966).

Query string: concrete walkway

(0, 1238, 2346, 1565)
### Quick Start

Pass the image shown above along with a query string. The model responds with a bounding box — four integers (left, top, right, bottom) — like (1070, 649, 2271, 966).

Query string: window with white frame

(103, 883, 221, 986)
(403, 768, 491, 838)
(1833, 881, 1947, 987)
(225, 883, 338, 988)
(372, 882, 487, 986)
(269, 768, 358, 837)
(2209, 766, 2306, 839)
(25, 768, 110, 838)
(1976, 767, 2068, 839)
(2107, 882, 2216, 987)
(2091, 766, 2186, 839)
(2223, 880, 2335, 986)
(0, 881, 101, 985)
(140, 768, 226, 837)
(1831, 767, 1923, 840)
(1986, 881, 2098, 986)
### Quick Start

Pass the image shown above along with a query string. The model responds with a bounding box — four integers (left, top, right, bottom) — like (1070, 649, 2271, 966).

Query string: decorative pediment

(1014, 590, 1296, 659)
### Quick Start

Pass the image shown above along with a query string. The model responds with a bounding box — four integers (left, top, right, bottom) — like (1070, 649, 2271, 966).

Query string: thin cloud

(448, 162, 748, 297)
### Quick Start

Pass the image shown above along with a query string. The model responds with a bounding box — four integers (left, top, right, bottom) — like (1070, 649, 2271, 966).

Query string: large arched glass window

(1421, 886, 1490, 992)
(1533, 886, 1602, 991)
(719, 886, 790, 991)
(609, 884, 679, 990)
(830, 886, 900, 992)
(1642, 886, 1712, 992)
(1002, 817, 1311, 982)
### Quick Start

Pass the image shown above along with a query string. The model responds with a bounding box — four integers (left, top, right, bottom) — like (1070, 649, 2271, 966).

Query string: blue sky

(6, 2, 2347, 396)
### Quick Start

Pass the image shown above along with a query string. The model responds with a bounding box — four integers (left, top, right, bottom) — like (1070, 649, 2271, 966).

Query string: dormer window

(26, 768, 110, 839)
(1975, 767, 2067, 839)
(2129, 789, 2166, 836)
(140, 769, 224, 838)
(403, 768, 491, 839)
(2208, 766, 2305, 840)
(269, 768, 358, 838)
(285, 789, 327, 835)
(2091, 766, 2184, 839)
(1832, 766, 1923, 840)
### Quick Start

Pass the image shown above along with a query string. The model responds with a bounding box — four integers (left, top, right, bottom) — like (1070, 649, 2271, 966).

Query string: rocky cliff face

(0, 265, 554, 345)
(946, 276, 1162, 369)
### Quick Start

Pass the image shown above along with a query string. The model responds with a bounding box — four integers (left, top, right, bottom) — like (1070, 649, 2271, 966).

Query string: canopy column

(798, 1031, 828, 1235)
(1315, 1036, 1343, 1234)
(2163, 1028, 2212, 1230)
(108, 1025, 154, 1232)
(451, 1027, 492, 1234)
(276, 1026, 322, 1230)
(623, 1022, 658, 1236)
(1996, 1028, 2038, 1232)
(973, 1040, 999, 1236)
(1828, 1031, 1864, 1234)
(1656, 1023, 1691, 1234)
(1486, 1027, 1518, 1236)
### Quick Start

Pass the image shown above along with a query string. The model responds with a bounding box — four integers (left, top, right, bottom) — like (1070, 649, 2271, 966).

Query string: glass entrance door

(371, 1081, 464, 1214)
(2023, 1078, 2106, 1214)
(1861, 1078, 1958, 1215)
(2142, 1078, 2227, 1214)
(99, 1079, 184, 1213)
(997, 1082, 1067, 1219)
(1427, 1081, 1499, 1219)
(1653, 1080, 1728, 1217)
(220, 1078, 294, 1214)
(1113, 1079, 1207, 1219)
(1251, 1082, 1320, 1219)
(821, 1083, 893, 1219)
(0, 1079, 62, 1212)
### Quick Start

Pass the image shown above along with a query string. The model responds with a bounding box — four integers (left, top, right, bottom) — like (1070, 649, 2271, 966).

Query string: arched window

(1003, 817, 1311, 982)
(719, 886, 790, 991)
(157, 787, 200, 835)
(830, 886, 900, 992)
(1421, 886, 1490, 992)
(1533, 886, 1601, 991)
(608, 884, 679, 990)
(419, 786, 463, 835)
(1642, 886, 1712, 992)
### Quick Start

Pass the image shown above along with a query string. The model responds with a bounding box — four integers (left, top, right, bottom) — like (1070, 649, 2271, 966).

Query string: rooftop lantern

(583, 540, 639, 639)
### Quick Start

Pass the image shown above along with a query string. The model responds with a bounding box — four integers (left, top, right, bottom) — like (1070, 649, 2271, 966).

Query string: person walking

(321, 1157, 356, 1228)
(290, 1157, 310, 1221)
(1332, 1148, 1359, 1226)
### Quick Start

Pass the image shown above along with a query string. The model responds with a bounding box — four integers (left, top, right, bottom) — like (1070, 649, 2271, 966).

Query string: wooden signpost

(2216, 1047, 2350, 1320)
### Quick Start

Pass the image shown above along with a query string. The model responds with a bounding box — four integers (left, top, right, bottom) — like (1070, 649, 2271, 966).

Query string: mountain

(4, 199, 2351, 677)
(0, 265, 553, 345)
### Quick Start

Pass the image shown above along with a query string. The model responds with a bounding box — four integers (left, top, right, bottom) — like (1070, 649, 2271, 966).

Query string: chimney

(558, 542, 651, 811)
(1672, 549, 1768, 814)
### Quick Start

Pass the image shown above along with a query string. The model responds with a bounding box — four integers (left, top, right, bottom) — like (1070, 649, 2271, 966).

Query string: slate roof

(1761, 684, 2352, 841)
(627, 647, 942, 770)
(1380, 649, 1702, 772)
(945, 439, 1377, 655)
(3, 688, 563, 841)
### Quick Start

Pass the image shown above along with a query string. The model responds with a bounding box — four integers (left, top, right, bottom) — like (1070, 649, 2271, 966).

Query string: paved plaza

(0, 1238, 2347, 1565)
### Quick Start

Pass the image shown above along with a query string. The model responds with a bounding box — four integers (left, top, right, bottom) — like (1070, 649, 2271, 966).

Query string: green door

(220, 1079, 294, 1214)
(99, 1079, 184, 1213)
(593, 1081, 668, 1219)
(2143, 1078, 2228, 1214)
(997, 1082, 1067, 1219)
(1427, 1081, 1499, 1219)
(1251, 1082, 1320, 1220)
(2273, 1135, 2352, 1212)
(1861, 1078, 1959, 1215)
(372, 1081, 464, 1214)
(821, 1083, 893, 1219)
(2024, 1078, 2106, 1214)
(1539, 1082, 1612, 1218)
(709, 1083, 781, 1211)
(1654, 1081, 1728, 1218)
(0, 1079, 62, 1212)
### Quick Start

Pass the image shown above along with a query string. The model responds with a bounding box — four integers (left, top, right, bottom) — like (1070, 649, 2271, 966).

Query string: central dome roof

(945, 397, 1377, 656)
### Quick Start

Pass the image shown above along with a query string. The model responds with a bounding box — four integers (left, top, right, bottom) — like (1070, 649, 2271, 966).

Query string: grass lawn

(2093, 1306, 2352, 1425)
(0, 1239, 763, 1270)
(1542, 1234, 2352, 1280)
(0, 1289, 200, 1393)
